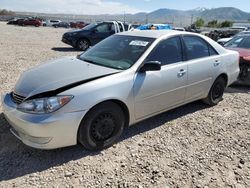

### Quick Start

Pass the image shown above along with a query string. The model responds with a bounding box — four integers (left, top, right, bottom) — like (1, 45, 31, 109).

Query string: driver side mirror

(139, 61, 161, 72)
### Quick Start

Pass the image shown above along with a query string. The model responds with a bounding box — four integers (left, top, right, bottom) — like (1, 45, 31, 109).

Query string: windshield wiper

(79, 57, 126, 70)
(82, 58, 98, 64)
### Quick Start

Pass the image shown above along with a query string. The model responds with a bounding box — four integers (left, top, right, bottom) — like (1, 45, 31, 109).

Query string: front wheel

(78, 102, 125, 151)
(202, 77, 226, 106)
(77, 39, 90, 51)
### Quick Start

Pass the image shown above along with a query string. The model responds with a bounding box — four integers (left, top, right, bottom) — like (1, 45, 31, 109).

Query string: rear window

(225, 36, 250, 48)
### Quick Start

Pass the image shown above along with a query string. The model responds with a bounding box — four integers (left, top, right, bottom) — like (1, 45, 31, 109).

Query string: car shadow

(51, 47, 80, 52)
(0, 101, 208, 181)
(226, 84, 250, 94)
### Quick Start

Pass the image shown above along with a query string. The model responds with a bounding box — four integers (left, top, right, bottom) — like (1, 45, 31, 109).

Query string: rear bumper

(228, 67, 240, 86)
(2, 93, 86, 149)
(238, 62, 250, 83)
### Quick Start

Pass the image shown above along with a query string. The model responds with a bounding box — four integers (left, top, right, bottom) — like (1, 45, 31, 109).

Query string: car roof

(236, 33, 250, 37)
(117, 30, 190, 39)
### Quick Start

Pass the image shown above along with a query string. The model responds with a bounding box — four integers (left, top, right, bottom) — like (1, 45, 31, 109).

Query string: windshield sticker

(129, 40, 149, 47)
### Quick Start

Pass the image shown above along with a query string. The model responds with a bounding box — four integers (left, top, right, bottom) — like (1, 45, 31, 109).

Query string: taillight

(243, 56, 250, 61)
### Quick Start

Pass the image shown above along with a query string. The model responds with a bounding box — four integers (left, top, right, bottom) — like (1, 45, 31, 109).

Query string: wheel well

(99, 100, 130, 128)
(217, 73, 228, 86)
(110, 100, 130, 127)
(77, 100, 130, 144)
(82, 100, 130, 127)
(77, 37, 91, 46)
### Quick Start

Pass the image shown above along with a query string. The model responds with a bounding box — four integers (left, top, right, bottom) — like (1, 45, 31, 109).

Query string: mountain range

(117, 7, 250, 26)
(13, 7, 250, 26)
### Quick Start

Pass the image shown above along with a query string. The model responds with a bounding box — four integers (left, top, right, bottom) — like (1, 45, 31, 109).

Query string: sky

(1, 0, 250, 15)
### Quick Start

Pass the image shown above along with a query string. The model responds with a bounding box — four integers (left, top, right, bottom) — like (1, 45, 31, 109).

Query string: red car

(70, 21, 88, 29)
(18, 19, 42, 27)
(225, 34, 250, 83)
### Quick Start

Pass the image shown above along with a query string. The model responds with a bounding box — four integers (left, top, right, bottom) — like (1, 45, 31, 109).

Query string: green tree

(220, 20, 233, 28)
(207, 20, 218, 28)
(0, 9, 15, 15)
(195, 18, 205, 27)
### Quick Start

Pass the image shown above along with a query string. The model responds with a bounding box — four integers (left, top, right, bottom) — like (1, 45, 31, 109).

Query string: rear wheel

(77, 39, 90, 51)
(202, 77, 226, 106)
(78, 102, 125, 151)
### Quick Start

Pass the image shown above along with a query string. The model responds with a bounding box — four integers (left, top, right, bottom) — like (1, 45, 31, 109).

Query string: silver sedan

(2, 30, 240, 150)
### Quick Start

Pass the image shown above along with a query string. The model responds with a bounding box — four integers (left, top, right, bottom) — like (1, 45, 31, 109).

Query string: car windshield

(79, 35, 155, 70)
(82, 23, 97, 30)
(225, 35, 250, 48)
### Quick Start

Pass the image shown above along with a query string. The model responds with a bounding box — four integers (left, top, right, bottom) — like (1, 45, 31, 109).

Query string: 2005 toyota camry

(2, 30, 239, 150)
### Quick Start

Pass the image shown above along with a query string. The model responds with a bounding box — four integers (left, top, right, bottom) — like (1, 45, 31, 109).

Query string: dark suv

(62, 21, 131, 51)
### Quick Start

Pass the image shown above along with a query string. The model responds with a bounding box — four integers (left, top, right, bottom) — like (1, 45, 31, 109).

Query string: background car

(52, 22, 70, 28)
(18, 19, 42, 27)
(62, 21, 131, 51)
(217, 31, 250, 45)
(224, 34, 250, 83)
(7, 18, 24, 25)
(173, 27, 186, 31)
(70, 21, 88, 29)
(44, 19, 61, 27)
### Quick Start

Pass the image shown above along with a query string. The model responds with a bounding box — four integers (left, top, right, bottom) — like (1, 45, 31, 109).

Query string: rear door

(134, 36, 188, 119)
(182, 35, 221, 101)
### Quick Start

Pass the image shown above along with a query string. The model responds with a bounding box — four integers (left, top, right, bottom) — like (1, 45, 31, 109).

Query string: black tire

(202, 77, 226, 106)
(78, 102, 125, 151)
(77, 38, 90, 51)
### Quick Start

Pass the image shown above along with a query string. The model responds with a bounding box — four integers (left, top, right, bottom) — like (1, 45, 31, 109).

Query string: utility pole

(123, 11, 126, 23)
(146, 14, 148, 24)
(191, 14, 194, 25)
(172, 16, 175, 27)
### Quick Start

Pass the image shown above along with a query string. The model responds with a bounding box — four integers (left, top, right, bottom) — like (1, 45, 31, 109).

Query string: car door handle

(177, 69, 187, 77)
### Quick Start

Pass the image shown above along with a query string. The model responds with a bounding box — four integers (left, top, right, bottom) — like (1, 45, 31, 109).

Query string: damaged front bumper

(1, 93, 86, 149)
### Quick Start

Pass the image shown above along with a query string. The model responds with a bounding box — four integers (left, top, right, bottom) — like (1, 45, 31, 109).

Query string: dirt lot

(0, 22, 250, 188)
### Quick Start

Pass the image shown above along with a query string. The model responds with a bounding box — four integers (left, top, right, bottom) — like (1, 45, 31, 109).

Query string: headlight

(68, 32, 77, 36)
(17, 95, 73, 114)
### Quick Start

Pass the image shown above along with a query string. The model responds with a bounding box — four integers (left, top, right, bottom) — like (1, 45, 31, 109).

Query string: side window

(146, 37, 183, 66)
(95, 23, 111, 33)
(183, 36, 210, 60)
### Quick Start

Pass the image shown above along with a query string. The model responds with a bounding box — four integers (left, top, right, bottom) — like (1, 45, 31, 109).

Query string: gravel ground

(0, 22, 250, 188)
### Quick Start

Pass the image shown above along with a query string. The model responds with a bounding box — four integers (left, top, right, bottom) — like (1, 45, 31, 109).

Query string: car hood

(68, 29, 82, 33)
(14, 56, 120, 98)
(68, 29, 89, 33)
